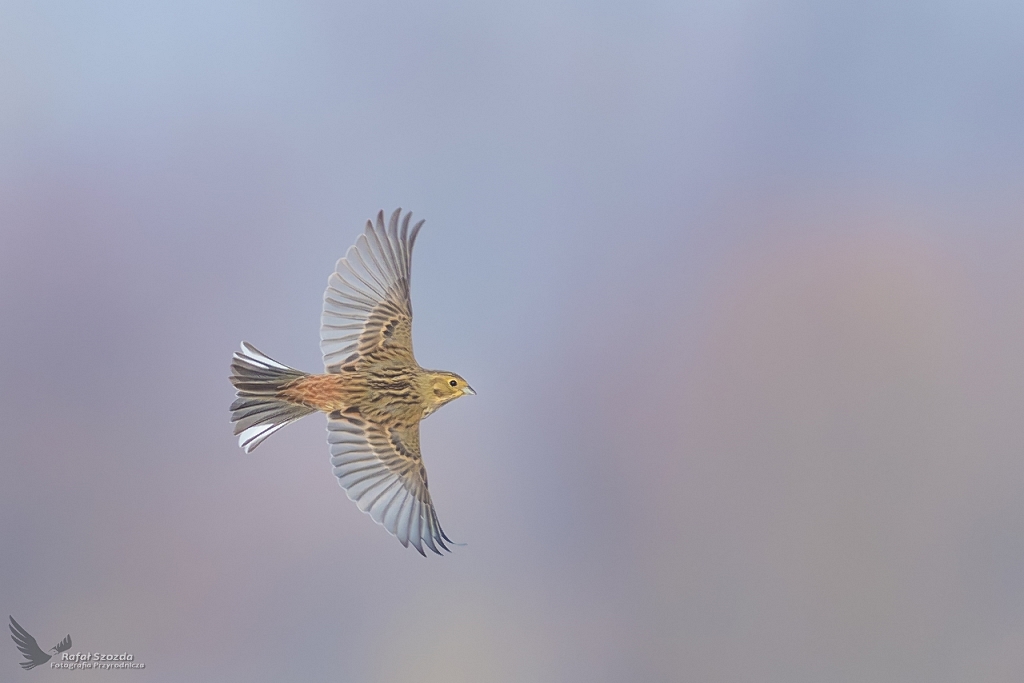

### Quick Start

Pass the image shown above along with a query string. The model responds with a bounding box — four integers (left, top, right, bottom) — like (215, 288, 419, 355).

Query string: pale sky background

(1, 1, 1023, 681)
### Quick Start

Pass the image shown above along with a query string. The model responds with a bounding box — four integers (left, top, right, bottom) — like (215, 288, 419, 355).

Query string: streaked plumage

(229, 209, 474, 556)
(9, 616, 71, 670)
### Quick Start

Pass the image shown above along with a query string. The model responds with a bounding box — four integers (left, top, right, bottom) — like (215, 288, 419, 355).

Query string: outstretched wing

(9, 616, 51, 670)
(321, 209, 424, 372)
(53, 634, 72, 653)
(327, 411, 455, 555)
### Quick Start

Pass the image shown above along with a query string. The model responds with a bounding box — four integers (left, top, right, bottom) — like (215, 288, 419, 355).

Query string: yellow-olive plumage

(229, 209, 474, 555)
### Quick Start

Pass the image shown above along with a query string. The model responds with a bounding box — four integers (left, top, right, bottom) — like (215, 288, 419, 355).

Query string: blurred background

(1, 1, 1023, 681)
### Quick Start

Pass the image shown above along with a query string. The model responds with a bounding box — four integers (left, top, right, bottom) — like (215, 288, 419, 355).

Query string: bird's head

(423, 371, 475, 417)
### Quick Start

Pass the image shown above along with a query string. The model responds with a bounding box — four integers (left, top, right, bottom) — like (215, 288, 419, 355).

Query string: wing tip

(328, 426, 457, 557)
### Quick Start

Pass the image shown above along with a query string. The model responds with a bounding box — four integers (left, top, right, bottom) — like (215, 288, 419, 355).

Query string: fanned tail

(229, 342, 316, 452)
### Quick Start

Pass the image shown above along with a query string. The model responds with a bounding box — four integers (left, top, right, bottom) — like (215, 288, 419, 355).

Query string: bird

(9, 616, 71, 670)
(229, 209, 475, 556)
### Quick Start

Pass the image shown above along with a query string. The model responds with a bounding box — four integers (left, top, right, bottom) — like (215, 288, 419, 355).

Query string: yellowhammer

(229, 209, 474, 555)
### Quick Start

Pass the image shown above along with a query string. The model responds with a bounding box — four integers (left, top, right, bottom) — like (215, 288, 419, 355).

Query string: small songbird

(9, 616, 71, 670)
(229, 209, 474, 555)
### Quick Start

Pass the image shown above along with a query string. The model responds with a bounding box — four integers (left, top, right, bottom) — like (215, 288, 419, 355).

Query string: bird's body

(228, 209, 473, 555)
(277, 364, 467, 424)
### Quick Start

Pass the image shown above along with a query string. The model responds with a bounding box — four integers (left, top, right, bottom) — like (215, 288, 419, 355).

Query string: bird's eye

(449, 379, 458, 387)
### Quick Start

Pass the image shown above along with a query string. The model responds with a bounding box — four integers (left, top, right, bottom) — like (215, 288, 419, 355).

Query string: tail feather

(229, 342, 316, 452)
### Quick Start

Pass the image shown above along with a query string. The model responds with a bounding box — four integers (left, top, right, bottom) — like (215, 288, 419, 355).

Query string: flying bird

(9, 616, 71, 670)
(229, 209, 474, 555)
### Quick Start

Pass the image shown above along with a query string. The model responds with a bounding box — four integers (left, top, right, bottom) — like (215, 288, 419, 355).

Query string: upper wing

(327, 411, 455, 555)
(8, 617, 51, 670)
(321, 209, 424, 372)
(53, 634, 72, 653)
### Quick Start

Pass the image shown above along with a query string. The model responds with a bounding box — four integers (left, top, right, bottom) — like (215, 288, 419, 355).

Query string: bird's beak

(462, 385, 476, 396)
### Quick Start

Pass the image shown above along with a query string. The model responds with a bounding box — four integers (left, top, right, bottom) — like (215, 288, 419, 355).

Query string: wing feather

(327, 413, 453, 555)
(54, 634, 72, 653)
(409, 499, 424, 555)
(321, 209, 420, 371)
